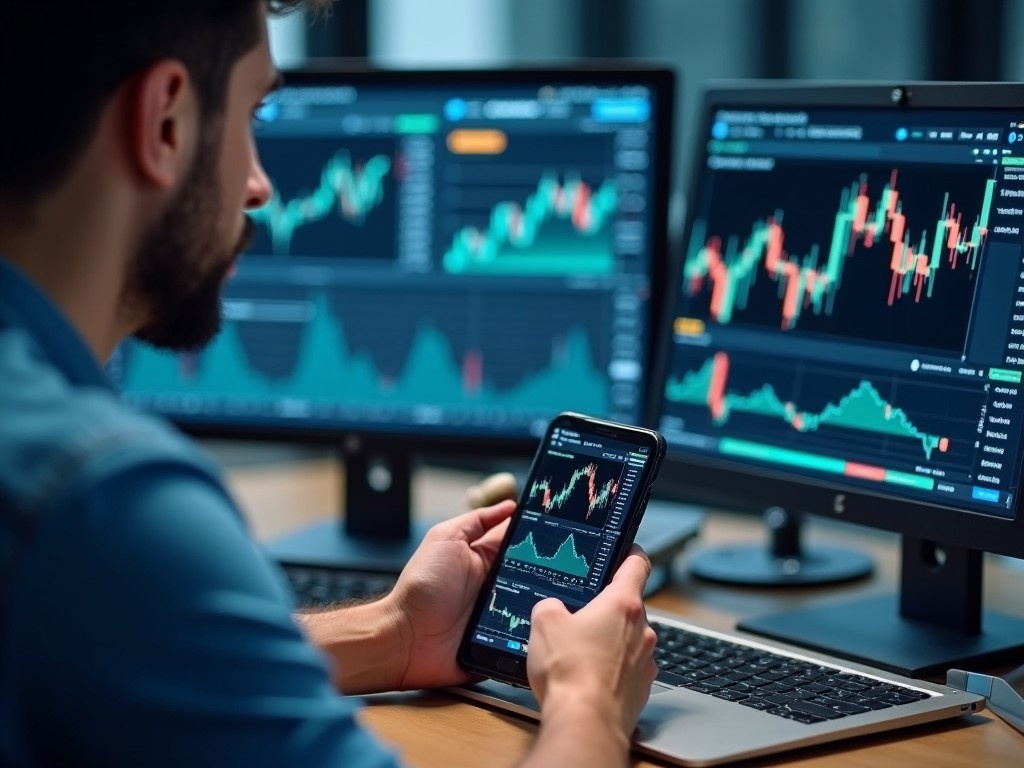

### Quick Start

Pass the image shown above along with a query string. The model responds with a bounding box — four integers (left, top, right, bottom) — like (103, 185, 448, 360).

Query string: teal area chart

(504, 524, 597, 578)
(441, 133, 618, 277)
(663, 349, 984, 469)
(119, 284, 614, 425)
(443, 172, 617, 277)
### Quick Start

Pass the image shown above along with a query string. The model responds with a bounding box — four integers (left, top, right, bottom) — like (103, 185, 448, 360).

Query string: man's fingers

(609, 546, 652, 595)
(471, 516, 512, 560)
(531, 596, 568, 622)
(434, 499, 516, 542)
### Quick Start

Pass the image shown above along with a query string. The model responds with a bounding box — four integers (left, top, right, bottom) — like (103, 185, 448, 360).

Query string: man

(0, 3, 657, 766)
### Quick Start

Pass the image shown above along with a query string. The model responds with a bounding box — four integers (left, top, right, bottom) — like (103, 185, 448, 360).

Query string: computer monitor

(651, 80, 1024, 677)
(109, 65, 675, 571)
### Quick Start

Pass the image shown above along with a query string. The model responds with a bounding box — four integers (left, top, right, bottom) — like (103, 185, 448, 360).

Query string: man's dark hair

(0, 1, 326, 213)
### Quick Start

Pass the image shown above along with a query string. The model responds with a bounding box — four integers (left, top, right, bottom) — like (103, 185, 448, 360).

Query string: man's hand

(522, 548, 657, 763)
(383, 499, 517, 691)
(299, 499, 515, 695)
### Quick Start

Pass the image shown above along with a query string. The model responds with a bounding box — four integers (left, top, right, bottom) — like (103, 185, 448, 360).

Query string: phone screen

(459, 414, 664, 681)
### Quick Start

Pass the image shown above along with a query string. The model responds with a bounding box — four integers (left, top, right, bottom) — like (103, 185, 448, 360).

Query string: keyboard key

(656, 669, 692, 687)
(778, 700, 846, 720)
(760, 682, 795, 694)
(778, 711, 828, 725)
(711, 689, 750, 702)
(814, 698, 872, 716)
(738, 697, 779, 712)
(703, 676, 737, 689)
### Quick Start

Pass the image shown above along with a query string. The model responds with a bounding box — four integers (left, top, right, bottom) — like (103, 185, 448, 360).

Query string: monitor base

(740, 595, 1024, 678)
(689, 543, 873, 585)
(266, 519, 431, 573)
(689, 506, 872, 586)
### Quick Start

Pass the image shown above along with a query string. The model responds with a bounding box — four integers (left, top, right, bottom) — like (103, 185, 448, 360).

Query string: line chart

(249, 150, 392, 255)
(486, 589, 531, 632)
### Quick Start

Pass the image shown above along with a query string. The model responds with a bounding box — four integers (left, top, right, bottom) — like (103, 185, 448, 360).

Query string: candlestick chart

(247, 137, 397, 258)
(681, 164, 997, 353)
(664, 351, 981, 467)
(443, 171, 618, 276)
(527, 453, 625, 528)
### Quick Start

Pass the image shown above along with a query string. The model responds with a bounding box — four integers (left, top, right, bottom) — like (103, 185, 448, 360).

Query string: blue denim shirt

(0, 258, 398, 767)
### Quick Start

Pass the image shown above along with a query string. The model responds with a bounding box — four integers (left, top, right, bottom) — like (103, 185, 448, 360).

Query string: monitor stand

(689, 507, 873, 586)
(740, 536, 1024, 678)
(266, 447, 429, 574)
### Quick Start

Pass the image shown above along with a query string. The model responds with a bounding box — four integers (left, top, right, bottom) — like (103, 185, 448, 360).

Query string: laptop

(450, 79, 997, 764)
(453, 611, 985, 766)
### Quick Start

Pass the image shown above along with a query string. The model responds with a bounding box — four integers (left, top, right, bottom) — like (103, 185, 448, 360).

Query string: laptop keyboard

(652, 621, 930, 724)
(281, 564, 397, 608)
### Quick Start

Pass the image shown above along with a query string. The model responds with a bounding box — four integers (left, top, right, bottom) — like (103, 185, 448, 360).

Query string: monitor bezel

(159, 63, 676, 457)
(649, 80, 1024, 559)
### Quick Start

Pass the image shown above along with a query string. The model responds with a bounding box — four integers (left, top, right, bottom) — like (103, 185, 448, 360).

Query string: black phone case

(456, 412, 665, 687)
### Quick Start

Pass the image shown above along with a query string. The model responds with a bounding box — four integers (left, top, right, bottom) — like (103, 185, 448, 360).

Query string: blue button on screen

(592, 98, 651, 123)
(971, 486, 1000, 503)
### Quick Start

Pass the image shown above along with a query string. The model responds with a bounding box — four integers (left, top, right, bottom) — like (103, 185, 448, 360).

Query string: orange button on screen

(447, 129, 508, 155)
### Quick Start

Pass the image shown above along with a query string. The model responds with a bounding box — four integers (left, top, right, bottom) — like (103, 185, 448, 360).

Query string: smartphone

(457, 412, 666, 687)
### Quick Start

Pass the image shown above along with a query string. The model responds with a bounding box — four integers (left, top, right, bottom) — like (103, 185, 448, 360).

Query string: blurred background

(272, 0, 1024, 218)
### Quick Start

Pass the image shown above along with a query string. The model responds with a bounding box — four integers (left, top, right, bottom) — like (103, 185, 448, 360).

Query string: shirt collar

(0, 257, 113, 391)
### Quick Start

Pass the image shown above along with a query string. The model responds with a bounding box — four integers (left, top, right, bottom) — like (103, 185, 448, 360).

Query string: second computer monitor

(652, 80, 1024, 675)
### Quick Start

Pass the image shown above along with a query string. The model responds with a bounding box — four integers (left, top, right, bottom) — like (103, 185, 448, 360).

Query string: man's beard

(125, 134, 254, 353)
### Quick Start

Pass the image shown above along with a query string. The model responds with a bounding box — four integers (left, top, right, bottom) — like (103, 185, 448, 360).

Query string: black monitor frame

(650, 80, 1024, 676)
(142, 64, 677, 569)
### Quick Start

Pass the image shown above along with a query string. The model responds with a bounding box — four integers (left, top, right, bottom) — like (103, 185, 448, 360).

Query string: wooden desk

(227, 458, 1024, 768)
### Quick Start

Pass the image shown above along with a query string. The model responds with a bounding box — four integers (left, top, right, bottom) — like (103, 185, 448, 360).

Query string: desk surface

(226, 457, 1024, 768)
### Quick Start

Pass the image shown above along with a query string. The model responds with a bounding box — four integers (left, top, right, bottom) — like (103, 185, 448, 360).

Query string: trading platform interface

(112, 74, 663, 439)
(660, 104, 1024, 519)
(471, 426, 654, 656)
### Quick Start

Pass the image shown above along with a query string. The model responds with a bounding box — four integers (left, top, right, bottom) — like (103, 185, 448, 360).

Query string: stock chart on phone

(471, 424, 654, 656)
(659, 103, 1024, 518)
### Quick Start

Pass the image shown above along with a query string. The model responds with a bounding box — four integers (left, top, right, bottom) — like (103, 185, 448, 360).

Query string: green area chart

(666, 352, 950, 461)
(122, 293, 608, 413)
(443, 172, 617, 277)
(505, 530, 591, 578)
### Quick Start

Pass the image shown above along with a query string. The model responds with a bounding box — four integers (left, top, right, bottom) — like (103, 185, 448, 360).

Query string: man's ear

(128, 59, 198, 189)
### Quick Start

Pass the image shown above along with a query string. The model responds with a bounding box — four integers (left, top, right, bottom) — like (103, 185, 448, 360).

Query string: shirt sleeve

(15, 460, 403, 768)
